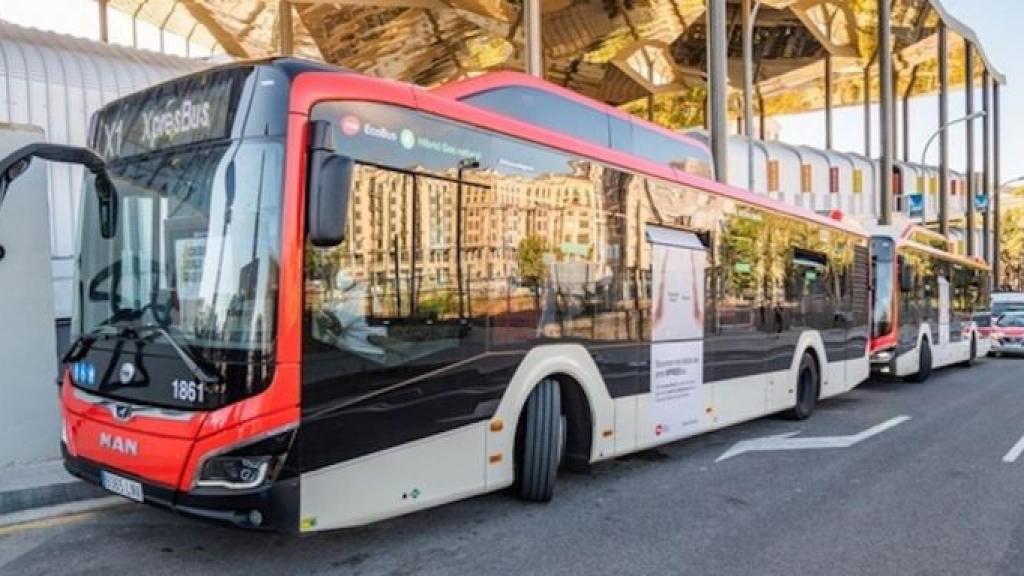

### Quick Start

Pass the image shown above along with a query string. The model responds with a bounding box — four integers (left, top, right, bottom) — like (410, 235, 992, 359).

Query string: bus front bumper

(62, 444, 299, 532)
(991, 340, 1024, 355)
(870, 348, 898, 375)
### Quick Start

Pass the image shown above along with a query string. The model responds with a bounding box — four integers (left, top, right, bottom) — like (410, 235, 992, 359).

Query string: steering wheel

(87, 257, 174, 326)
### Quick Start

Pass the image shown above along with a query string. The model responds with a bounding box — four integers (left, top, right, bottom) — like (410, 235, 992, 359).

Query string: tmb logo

(99, 431, 139, 457)
(341, 115, 361, 136)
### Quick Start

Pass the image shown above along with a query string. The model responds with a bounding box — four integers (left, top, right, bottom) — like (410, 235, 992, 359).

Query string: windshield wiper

(136, 323, 220, 385)
(62, 325, 119, 366)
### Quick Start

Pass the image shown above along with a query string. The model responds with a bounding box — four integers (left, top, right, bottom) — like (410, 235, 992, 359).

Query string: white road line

(1002, 433, 1024, 463)
(715, 415, 912, 462)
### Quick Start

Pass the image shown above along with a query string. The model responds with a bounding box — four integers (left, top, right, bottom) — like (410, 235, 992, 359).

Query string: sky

(0, 0, 213, 57)
(774, 0, 1022, 183)
(0, 0, 1018, 180)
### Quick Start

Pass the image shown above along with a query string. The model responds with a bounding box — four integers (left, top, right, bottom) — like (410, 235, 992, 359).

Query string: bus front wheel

(905, 339, 932, 383)
(515, 378, 562, 502)
(786, 352, 819, 420)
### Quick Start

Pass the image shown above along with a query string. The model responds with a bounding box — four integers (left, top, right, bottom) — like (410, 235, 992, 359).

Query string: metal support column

(863, 65, 872, 157)
(708, 0, 729, 184)
(758, 91, 766, 140)
(903, 67, 918, 162)
(279, 0, 294, 56)
(938, 23, 950, 237)
(893, 69, 901, 164)
(994, 81, 1002, 286)
(98, 0, 109, 43)
(965, 41, 976, 257)
(983, 68, 992, 263)
(524, 0, 543, 77)
(878, 0, 894, 225)
(902, 91, 910, 162)
(825, 53, 834, 150)
(158, 3, 177, 54)
(743, 0, 762, 190)
(186, 23, 198, 57)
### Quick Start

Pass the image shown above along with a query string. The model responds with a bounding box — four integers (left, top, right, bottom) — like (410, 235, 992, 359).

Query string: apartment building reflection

(333, 160, 648, 327)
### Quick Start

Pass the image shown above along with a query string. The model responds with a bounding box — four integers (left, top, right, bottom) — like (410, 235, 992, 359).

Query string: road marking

(715, 415, 912, 462)
(1002, 433, 1024, 463)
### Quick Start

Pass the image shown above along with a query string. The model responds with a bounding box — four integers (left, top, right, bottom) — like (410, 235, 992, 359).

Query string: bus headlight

(192, 425, 295, 491)
(197, 456, 273, 489)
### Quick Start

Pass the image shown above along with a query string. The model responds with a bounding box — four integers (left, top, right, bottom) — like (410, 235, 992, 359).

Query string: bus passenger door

(639, 226, 709, 445)
(938, 274, 951, 352)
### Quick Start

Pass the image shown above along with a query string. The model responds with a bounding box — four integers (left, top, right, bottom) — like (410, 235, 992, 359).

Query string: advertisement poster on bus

(648, 227, 706, 441)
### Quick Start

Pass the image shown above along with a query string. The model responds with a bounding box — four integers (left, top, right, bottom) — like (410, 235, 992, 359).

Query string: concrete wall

(0, 124, 59, 468)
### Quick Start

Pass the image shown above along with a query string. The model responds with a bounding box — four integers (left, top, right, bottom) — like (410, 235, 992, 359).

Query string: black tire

(960, 335, 977, 367)
(516, 378, 562, 502)
(785, 352, 819, 420)
(905, 339, 932, 383)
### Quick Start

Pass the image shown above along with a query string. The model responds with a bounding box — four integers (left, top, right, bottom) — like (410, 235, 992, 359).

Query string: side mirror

(899, 260, 915, 292)
(308, 120, 353, 247)
(95, 173, 118, 239)
(0, 142, 115, 237)
(0, 158, 31, 207)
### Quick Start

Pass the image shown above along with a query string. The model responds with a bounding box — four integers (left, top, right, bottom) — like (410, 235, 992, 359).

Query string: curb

(0, 496, 128, 532)
(0, 478, 107, 516)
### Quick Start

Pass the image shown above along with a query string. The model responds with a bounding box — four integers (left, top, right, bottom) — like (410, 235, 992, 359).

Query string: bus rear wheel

(786, 352, 819, 420)
(905, 339, 932, 383)
(515, 378, 562, 502)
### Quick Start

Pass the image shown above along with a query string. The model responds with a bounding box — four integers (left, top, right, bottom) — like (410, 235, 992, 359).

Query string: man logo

(113, 404, 134, 422)
(99, 431, 139, 457)
(118, 362, 136, 385)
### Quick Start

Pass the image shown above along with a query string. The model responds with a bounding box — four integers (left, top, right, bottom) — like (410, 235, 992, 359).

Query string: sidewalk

(0, 459, 107, 517)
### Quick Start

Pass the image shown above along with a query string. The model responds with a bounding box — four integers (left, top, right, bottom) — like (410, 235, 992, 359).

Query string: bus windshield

(75, 139, 283, 356)
(871, 237, 895, 340)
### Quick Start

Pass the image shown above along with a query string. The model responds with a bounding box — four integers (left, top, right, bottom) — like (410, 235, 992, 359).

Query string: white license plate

(100, 471, 143, 502)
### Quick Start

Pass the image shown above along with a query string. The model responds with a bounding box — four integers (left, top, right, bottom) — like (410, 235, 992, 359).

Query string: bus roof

(871, 221, 987, 270)
(290, 69, 868, 239)
(898, 238, 991, 271)
(432, 71, 712, 166)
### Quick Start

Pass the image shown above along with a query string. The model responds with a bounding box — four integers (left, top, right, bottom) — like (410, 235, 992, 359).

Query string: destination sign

(92, 67, 250, 160)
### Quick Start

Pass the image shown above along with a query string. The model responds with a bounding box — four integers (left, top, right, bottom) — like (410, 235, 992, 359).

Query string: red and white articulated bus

(869, 224, 991, 381)
(0, 59, 872, 532)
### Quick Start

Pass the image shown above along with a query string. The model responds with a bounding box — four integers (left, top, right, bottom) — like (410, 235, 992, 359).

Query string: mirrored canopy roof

(107, 0, 1003, 121)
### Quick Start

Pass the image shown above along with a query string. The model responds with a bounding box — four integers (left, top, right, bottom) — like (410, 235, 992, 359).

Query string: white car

(990, 311, 1024, 357)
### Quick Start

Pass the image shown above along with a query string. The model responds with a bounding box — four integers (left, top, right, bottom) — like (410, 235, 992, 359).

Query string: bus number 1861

(171, 379, 205, 404)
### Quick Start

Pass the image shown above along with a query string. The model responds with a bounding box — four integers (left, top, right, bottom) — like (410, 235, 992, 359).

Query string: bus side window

(790, 247, 829, 329)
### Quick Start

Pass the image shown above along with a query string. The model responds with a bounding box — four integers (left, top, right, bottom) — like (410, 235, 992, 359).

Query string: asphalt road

(4, 358, 1024, 576)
